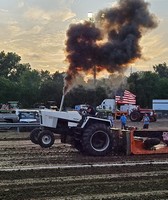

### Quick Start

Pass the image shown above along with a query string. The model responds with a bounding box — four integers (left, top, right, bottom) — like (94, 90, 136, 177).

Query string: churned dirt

(0, 119, 168, 200)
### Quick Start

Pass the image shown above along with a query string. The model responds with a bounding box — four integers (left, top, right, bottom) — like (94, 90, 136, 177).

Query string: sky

(0, 0, 168, 76)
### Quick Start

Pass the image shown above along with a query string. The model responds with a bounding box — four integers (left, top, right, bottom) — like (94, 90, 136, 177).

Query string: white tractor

(30, 107, 113, 156)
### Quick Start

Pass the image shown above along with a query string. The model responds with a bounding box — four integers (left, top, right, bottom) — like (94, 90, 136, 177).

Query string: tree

(153, 63, 168, 78)
(66, 85, 87, 108)
(40, 70, 52, 83)
(2, 51, 168, 109)
(19, 70, 41, 107)
(9, 63, 31, 82)
(156, 78, 168, 99)
(0, 77, 19, 103)
(65, 85, 107, 109)
(0, 51, 31, 79)
(128, 71, 159, 108)
(39, 72, 64, 107)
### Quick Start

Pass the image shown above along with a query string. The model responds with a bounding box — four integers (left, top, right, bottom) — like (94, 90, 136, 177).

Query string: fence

(0, 123, 40, 132)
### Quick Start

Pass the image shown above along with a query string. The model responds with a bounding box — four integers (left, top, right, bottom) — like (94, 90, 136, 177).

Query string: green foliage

(0, 77, 19, 103)
(9, 63, 31, 82)
(156, 78, 168, 98)
(153, 62, 168, 78)
(127, 64, 168, 108)
(0, 51, 21, 77)
(39, 71, 64, 107)
(40, 70, 52, 82)
(0, 50, 168, 109)
(66, 85, 87, 108)
(19, 70, 41, 107)
(65, 85, 108, 109)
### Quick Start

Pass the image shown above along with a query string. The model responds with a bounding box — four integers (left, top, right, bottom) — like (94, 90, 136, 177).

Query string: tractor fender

(80, 116, 111, 129)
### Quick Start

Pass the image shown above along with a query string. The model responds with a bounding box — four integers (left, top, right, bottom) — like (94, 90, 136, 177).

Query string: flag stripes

(115, 90, 136, 105)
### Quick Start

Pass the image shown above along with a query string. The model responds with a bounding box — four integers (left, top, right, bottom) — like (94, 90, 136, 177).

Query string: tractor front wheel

(30, 128, 41, 144)
(150, 116, 157, 122)
(38, 130, 55, 148)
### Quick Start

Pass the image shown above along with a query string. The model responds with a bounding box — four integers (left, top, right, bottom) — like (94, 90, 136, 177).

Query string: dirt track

(0, 119, 168, 199)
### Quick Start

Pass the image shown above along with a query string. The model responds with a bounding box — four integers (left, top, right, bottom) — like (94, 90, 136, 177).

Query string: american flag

(115, 95, 121, 102)
(115, 90, 136, 105)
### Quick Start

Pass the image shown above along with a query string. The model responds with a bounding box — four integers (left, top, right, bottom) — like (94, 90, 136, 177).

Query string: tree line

(0, 51, 168, 109)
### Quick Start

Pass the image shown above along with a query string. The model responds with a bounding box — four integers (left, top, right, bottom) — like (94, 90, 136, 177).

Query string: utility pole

(88, 12, 96, 87)
(93, 65, 96, 87)
(88, 12, 96, 108)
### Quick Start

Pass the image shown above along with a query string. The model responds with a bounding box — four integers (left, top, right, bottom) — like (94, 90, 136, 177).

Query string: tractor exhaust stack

(59, 95, 65, 111)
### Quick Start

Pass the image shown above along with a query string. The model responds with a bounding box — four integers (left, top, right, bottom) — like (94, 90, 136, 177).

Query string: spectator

(120, 113, 127, 129)
(108, 113, 114, 127)
(143, 113, 150, 129)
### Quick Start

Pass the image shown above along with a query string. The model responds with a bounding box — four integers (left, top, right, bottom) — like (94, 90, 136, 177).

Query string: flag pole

(114, 93, 118, 128)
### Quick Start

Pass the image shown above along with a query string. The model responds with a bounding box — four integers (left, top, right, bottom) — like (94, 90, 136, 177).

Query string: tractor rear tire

(38, 130, 55, 148)
(74, 140, 83, 152)
(30, 128, 41, 144)
(130, 111, 141, 122)
(150, 116, 157, 122)
(82, 123, 112, 156)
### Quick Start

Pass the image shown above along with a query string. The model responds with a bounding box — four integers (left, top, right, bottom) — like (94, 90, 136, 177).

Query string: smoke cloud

(64, 0, 158, 94)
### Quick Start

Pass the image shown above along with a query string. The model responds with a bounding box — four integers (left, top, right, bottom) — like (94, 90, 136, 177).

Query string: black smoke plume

(64, 0, 158, 94)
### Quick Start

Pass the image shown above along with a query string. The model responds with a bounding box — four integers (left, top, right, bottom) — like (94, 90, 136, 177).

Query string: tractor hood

(40, 109, 82, 128)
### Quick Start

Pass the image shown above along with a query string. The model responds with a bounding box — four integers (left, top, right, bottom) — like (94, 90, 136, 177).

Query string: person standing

(143, 113, 150, 129)
(120, 113, 127, 129)
(108, 113, 114, 127)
